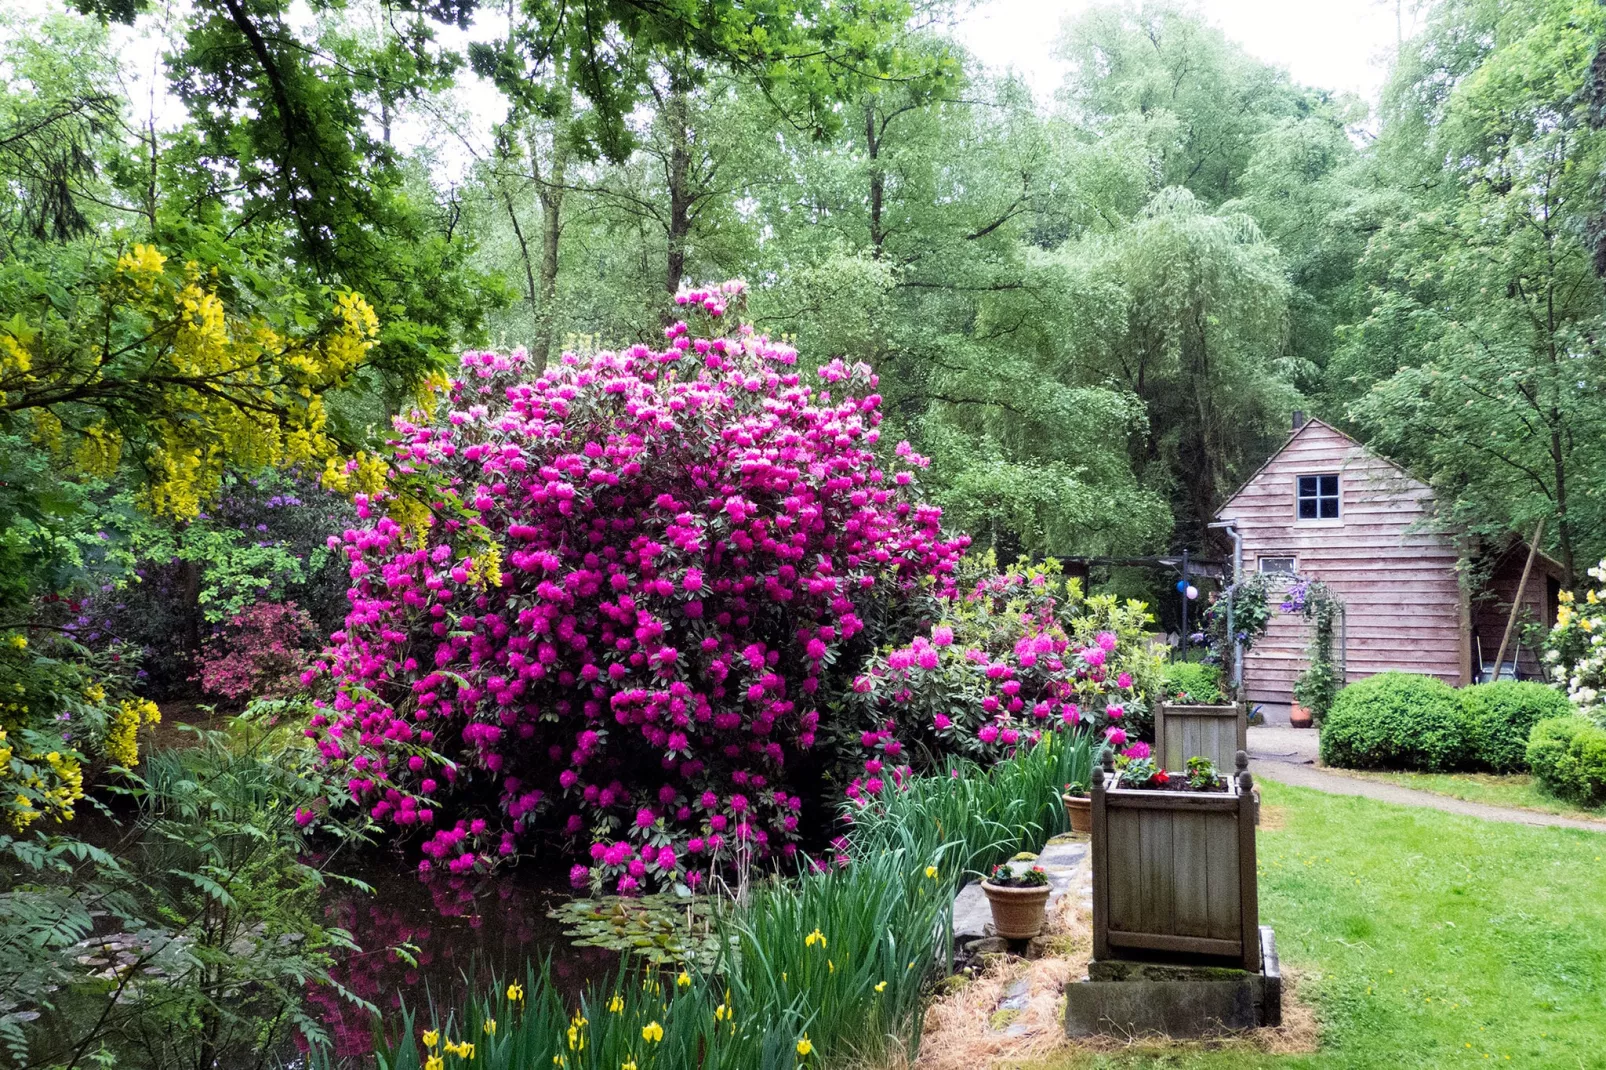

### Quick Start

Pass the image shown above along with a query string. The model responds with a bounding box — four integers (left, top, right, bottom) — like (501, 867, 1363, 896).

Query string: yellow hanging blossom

(105, 698, 161, 768)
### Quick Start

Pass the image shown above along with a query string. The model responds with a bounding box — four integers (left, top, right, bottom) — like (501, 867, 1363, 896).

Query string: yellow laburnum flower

(117, 243, 167, 277)
(507, 982, 525, 1002)
(641, 1020, 663, 1043)
(796, 1034, 814, 1057)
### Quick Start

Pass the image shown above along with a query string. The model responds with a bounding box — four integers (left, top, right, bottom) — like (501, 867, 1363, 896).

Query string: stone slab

(1064, 926, 1282, 1038)
(952, 837, 1088, 947)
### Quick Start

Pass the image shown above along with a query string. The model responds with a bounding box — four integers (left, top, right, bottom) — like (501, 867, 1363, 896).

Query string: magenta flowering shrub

(842, 558, 1167, 800)
(302, 284, 968, 890)
(195, 600, 319, 701)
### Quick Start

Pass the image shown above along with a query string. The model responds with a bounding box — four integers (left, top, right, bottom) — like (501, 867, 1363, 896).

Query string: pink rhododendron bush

(843, 558, 1167, 802)
(302, 284, 970, 891)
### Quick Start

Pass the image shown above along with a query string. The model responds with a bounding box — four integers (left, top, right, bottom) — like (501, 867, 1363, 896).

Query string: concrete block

(1064, 926, 1282, 1038)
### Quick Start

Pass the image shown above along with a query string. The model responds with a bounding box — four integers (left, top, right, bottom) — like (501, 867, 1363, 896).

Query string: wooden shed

(1214, 418, 1562, 711)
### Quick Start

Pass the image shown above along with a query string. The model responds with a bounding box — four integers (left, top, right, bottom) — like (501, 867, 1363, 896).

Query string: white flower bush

(1544, 559, 1606, 722)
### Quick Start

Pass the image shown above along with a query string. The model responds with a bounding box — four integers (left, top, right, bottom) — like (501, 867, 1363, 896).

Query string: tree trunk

(532, 144, 567, 365)
(501, 186, 537, 312)
(1551, 426, 1575, 586)
(866, 102, 885, 257)
(664, 78, 693, 299)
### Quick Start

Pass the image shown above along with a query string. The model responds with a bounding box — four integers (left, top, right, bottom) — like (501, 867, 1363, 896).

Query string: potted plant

(1062, 779, 1092, 833)
(1057, 730, 1100, 835)
(981, 860, 1052, 939)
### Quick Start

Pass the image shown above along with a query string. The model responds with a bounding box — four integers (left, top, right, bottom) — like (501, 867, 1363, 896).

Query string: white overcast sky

(53, 0, 1419, 182)
(956, 0, 1417, 102)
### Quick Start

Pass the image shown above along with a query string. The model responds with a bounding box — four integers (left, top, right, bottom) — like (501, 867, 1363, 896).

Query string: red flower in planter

(1153, 769, 1170, 786)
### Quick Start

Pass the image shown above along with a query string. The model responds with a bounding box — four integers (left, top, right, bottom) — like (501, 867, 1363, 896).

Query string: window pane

(1319, 474, 1339, 496)
(1298, 498, 1318, 519)
(1320, 497, 1339, 519)
(1297, 475, 1318, 497)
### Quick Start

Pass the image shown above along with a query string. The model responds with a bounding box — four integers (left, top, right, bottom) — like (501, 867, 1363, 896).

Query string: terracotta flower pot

(1289, 702, 1313, 729)
(1062, 792, 1092, 834)
(981, 881, 1051, 939)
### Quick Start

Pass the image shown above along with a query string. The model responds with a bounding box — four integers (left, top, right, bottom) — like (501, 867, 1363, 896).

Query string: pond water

(307, 853, 619, 1061)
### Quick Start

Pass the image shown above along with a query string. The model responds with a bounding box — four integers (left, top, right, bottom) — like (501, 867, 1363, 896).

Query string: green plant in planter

(1115, 755, 1168, 788)
(986, 861, 1048, 888)
(1184, 755, 1222, 790)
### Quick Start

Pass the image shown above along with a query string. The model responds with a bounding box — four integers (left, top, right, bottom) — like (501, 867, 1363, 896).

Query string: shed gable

(1216, 420, 1465, 705)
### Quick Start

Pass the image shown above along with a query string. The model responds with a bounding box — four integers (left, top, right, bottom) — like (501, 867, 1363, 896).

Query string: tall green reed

(352, 731, 1087, 1070)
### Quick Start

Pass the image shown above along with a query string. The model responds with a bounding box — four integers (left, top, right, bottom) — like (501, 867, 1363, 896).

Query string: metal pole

(1209, 521, 1245, 692)
(1180, 549, 1190, 654)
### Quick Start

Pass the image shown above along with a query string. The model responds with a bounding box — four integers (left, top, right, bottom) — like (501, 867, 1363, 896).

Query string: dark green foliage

(1460, 681, 1573, 773)
(1161, 661, 1225, 705)
(1527, 716, 1606, 806)
(1319, 672, 1468, 772)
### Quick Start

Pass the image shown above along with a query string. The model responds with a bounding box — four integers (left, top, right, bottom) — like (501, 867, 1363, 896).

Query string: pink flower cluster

(195, 600, 319, 701)
(302, 285, 968, 891)
(845, 565, 1148, 790)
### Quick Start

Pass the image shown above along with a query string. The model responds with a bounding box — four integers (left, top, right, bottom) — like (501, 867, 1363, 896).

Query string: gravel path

(1245, 725, 1606, 833)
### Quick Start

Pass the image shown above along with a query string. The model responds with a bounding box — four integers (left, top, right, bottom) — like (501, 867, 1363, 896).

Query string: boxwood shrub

(1161, 662, 1225, 705)
(1459, 681, 1573, 773)
(1527, 716, 1606, 806)
(1319, 672, 1467, 771)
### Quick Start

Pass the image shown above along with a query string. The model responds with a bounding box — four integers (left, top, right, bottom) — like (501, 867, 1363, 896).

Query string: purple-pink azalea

(301, 285, 969, 890)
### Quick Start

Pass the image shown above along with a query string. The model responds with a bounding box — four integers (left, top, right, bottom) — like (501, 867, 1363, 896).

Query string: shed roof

(1215, 416, 1428, 517)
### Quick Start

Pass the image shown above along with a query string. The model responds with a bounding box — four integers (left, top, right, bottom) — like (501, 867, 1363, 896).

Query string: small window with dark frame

(1296, 474, 1340, 520)
(1258, 556, 1298, 575)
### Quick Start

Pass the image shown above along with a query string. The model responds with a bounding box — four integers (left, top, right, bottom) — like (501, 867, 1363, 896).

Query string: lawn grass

(1014, 779, 1606, 1070)
(1316, 768, 1606, 824)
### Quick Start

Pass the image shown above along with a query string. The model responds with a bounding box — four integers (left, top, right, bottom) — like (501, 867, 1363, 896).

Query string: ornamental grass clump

(303, 283, 969, 890)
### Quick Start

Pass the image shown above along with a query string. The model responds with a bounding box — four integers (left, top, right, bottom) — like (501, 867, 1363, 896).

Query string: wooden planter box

(1090, 750, 1260, 972)
(1155, 702, 1246, 775)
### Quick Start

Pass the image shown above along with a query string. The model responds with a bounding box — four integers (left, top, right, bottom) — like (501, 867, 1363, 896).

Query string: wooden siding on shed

(1217, 420, 1465, 707)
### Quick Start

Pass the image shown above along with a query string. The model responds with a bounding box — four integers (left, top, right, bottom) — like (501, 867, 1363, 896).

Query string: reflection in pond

(304, 859, 618, 1060)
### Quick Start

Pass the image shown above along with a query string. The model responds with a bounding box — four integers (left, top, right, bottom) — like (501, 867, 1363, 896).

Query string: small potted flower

(1062, 779, 1092, 833)
(981, 860, 1052, 939)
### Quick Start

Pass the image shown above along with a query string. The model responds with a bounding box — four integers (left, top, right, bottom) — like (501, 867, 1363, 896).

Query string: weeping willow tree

(1070, 188, 1297, 545)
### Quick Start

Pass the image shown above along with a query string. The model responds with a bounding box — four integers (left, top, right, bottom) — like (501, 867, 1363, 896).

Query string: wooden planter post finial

(1235, 749, 1259, 972)
(1091, 747, 1114, 962)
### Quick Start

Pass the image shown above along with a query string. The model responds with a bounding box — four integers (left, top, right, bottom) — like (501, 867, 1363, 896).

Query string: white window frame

(1296, 473, 1341, 521)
